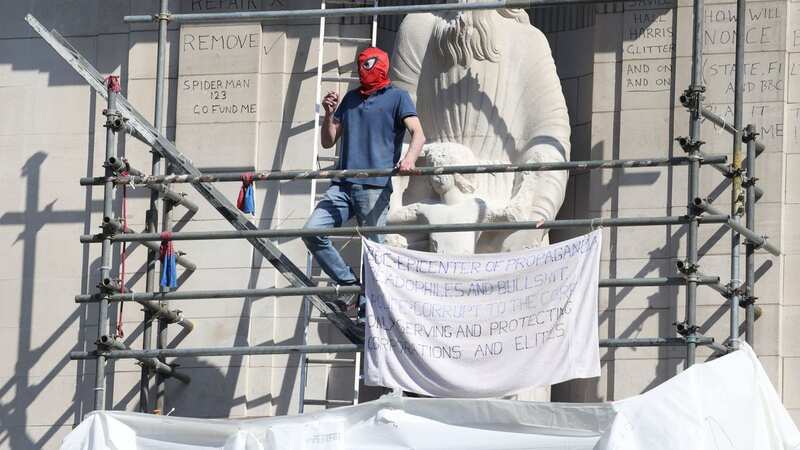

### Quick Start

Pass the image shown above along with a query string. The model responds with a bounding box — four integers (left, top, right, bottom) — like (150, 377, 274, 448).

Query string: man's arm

(321, 91, 342, 149)
(398, 116, 425, 172)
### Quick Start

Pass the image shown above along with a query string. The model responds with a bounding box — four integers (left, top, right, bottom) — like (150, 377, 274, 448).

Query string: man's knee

(302, 230, 330, 250)
(302, 220, 328, 250)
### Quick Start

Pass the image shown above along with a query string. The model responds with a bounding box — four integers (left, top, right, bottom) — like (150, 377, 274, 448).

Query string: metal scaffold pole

(138, 0, 171, 414)
(73, 276, 722, 304)
(744, 125, 758, 344)
(80, 215, 731, 243)
(681, 0, 706, 368)
(94, 77, 120, 410)
(69, 336, 718, 361)
(728, 0, 747, 351)
(80, 155, 729, 186)
(123, 0, 619, 24)
(153, 0, 172, 414)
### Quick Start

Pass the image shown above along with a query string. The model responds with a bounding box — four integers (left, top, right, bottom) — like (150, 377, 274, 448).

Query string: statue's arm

(494, 27, 570, 224)
(390, 14, 435, 98)
(491, 147, 568, 224)
(387, 203, 422, 224)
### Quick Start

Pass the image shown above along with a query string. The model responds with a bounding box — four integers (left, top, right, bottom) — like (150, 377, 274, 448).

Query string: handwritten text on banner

(363, 230, 602, 398)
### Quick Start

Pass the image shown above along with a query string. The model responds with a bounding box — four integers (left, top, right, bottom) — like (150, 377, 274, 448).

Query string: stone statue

(387, 3, 571, 253)
(387, 143, 488, 254)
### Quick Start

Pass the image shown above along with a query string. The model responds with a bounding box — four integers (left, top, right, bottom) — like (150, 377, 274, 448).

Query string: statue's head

(420, 143, 479, 196)
(434, 2, 530, 66)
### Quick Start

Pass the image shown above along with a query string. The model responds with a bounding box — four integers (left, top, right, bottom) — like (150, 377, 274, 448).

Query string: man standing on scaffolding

(303, 47, 425, 317)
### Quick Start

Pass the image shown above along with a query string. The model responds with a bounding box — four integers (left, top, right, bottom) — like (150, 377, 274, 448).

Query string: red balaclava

(358, 47, 391, 96)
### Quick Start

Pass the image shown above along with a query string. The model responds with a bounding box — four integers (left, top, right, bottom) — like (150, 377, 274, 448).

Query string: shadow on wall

(547, 2, 685, 403)
(1, 3, 135, 441)
(549, 3, 773, 403)
(0, 150, 99, 449)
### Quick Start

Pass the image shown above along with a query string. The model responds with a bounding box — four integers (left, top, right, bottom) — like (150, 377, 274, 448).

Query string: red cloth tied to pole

(159, 231, 177, 288)
(237, 173, 256, 214)
(105, 75, 121, 93)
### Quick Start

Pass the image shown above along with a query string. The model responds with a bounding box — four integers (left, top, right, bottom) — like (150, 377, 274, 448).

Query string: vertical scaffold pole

(371, 0, 378, 46)
(684, 0, 706, 368)
(744, 124, 757, 345)
(728, 0, 747, 351)
(152, 0, 171, 414)
(299, 0, 328, 414)
(95, 77, 120, 410)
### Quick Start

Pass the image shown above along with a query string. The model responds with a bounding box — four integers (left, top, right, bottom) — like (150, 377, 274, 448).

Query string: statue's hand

(385, 234, 410, 248)
(387, 203, 422, 224)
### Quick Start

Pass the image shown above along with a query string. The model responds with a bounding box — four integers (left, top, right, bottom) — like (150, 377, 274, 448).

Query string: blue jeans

(303, 183, 390, 286)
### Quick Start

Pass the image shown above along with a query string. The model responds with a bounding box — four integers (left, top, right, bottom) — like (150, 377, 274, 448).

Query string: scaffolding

(24, 0, 776, 414)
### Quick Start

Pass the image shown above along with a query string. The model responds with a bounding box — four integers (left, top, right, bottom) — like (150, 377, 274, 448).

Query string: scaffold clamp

(99, 277, 124, 294)
(673, 321, 699, 337)
(101, 216, 124, 236)
(679, 85, 706, 111)
(675, 136, 705, 154)
(742, 174, 759, 187)
(723, 283, 747, 299)
(676, 260, 699, 276)
(739, 295, 758, 308)
(95, 334, 117, 353)
(104, 156, 131, 175)
(742, 125, 759, 143)
(103, 108, 127, 131)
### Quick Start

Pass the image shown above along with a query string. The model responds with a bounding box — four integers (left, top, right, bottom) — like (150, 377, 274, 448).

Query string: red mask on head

(358, 47, 391, 96)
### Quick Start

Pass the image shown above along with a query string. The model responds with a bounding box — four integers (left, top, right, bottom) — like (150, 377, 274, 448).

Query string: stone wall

(552, 0, 798, 425)
(0, 1, 796, 449)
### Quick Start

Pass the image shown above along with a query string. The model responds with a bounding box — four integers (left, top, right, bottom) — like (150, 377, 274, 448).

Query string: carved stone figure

(388, 4, 571, 253)
(387, 143, 488, 254)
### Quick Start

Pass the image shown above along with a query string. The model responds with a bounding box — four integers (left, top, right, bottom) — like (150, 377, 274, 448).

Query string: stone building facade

(0, 0, 797, 448)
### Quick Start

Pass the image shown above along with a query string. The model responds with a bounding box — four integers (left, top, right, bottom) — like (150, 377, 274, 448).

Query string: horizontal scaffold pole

(111, 158, 199, 212)
(96, 335, 190, 383)
(97, 278, 195, 331)
(81, 155, 729, 187)
(70, 336, 715, 360)
(81, 215, 730, 244)
(693, 198, 780, 256)
(125, 0, 639, 24)
(74, 276, 721, 303)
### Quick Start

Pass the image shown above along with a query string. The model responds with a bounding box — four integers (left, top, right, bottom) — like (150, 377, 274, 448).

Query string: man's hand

(321, 91, 342, 148)
(322, 91, 339, 115)
(397, 157, 416, 173)
(399, 115, 425, 173)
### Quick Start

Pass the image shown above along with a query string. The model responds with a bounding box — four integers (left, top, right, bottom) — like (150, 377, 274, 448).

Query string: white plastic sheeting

(62, 344, 800, 450)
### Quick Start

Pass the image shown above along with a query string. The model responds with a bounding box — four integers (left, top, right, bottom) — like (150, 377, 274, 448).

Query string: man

(303, 47, 425, 312)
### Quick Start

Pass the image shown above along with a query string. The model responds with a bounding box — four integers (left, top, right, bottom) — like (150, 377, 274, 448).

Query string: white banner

(362, 230, 602, 398)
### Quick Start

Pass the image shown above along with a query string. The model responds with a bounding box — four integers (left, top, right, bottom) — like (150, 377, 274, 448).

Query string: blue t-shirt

(333, 85, 417, 187)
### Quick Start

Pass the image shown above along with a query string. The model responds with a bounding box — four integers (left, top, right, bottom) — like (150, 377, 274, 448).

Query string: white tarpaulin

(362, 231, 602, 397)
(60, 344, 800, 450)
